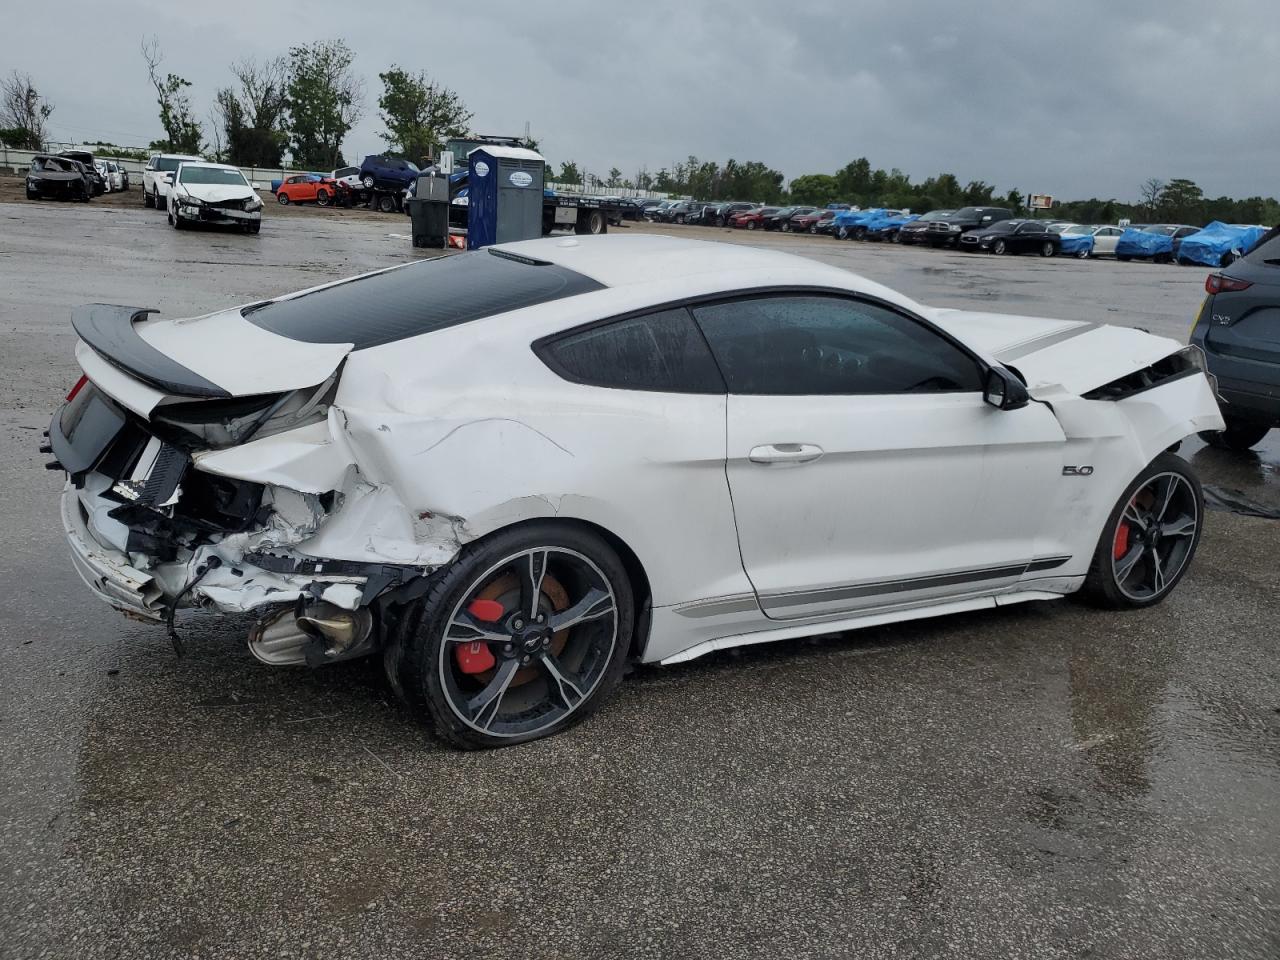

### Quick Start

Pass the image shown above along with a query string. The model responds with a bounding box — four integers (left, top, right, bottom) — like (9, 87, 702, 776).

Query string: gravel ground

(1, 196, 1277, 959)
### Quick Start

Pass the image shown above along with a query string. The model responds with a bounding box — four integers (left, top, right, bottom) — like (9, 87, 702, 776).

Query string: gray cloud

(4, 0, 1274, 201)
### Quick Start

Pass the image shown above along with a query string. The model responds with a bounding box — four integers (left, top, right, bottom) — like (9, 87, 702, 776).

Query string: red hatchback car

(275, 175, 338, 206)
(729, 206, 778, 230)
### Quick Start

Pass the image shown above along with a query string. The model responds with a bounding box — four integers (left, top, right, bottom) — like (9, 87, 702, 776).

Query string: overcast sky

(4, 1, 1275, 201)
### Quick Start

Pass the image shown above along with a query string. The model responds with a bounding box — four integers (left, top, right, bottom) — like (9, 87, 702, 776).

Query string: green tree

(557, 161, 581, 185)
(606, 167, 623, 187)
(0, 71, 53, 149)
(1157, 178, 1204, 223)
(377, 66, 471, 163)
(287, 40, 363, 170)
(215, 57, 290, 167)
(788, 173, 838, 206)
(141, 37, 202, 153)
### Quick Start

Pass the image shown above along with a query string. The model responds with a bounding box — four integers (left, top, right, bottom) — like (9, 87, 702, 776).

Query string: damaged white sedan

(50, 235, 1223, 748)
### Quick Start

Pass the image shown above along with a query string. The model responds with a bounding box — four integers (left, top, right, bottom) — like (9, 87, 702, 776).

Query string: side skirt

(656, 587, 1076, 666)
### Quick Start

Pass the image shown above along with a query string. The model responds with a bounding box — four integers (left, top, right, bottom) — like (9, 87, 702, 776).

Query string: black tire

(362, 175, 375, 189)
(276, 192, 289, 205)
(389, 522, 635, 749)
(171, 210, 185, 229)
(1199, 416, 1270, 451)
(1075, 245, 1090, 259)
(575, 209, 605, 235)
(315, 188, 330, 207)
(1080, 453, 1203, 609)
(746, 220, 757, 230)
(144, 188, 154, 208)
(26, 186, 37, 200)
(1220, 252, 1238, 267)
(853, 226, 867, 241)
(992, 239, 1007, 255)
(378, 194, 398, 213)
(246, 221, 261, 235)
(808, 224, 818, 235)
(675, 214, 685, 224)
(892, 230, 903, 244)
(1040, 241, 1056, 258)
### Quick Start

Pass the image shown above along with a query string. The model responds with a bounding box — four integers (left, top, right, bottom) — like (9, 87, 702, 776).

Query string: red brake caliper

(1113, 520, 1131, 560)
(455, 599, 503, 674)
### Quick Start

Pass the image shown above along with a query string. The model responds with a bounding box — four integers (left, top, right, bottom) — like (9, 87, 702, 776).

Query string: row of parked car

(641, 199, 1265, 268)
(23, 149, 123, 201)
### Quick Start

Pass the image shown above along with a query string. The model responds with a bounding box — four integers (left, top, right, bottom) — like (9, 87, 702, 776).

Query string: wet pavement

(1, 200, 1277, 959)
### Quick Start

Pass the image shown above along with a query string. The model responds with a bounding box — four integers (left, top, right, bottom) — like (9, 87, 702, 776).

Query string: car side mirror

(983, 366, 1029, 411)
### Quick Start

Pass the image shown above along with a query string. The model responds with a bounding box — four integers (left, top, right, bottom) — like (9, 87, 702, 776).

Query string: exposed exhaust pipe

(248, 602, 373, 667)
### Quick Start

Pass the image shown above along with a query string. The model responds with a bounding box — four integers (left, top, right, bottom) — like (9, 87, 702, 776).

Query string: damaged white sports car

(51, 235, 1223, 748)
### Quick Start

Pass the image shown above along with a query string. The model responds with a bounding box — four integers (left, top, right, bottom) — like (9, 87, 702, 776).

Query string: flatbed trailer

(541, 195, 620, 235)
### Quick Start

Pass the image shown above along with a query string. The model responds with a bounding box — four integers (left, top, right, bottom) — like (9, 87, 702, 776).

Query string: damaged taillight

(66, 374, 89, 402)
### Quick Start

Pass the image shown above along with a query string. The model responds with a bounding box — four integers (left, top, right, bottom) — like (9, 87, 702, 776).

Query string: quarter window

(692, 295, 983, 396)
(539, 308, 725, 394)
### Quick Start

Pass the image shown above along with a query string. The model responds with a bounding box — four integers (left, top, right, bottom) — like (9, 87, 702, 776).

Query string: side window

(1015, 223, 1036, 234)
(538, 308, 725, 394)
(692, 296, 984, 396)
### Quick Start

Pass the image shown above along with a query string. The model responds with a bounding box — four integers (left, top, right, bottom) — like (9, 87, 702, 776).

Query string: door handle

(748, 443, 825, 465)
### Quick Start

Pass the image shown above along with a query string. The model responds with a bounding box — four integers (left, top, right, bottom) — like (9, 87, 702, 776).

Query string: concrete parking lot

(1, 196, 1277, 959)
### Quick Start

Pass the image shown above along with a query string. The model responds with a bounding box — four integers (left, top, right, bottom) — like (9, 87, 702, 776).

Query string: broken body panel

(54, 237, 1223, 669)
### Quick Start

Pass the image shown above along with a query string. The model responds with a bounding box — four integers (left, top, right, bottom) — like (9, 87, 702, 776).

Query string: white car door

(692, 294, 1068, 621)
(1093, 227, 1122, 256)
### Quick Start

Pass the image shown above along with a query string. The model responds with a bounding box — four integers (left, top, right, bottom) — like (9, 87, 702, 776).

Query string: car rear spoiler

(72, 304, 232, 398)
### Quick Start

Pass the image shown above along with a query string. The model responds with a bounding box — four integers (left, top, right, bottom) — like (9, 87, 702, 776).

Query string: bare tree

(141, 35, 202, 153)
(1139, 177, 1164, 214)
(0, 71, 53, 149)
(214, 56, 290, 165)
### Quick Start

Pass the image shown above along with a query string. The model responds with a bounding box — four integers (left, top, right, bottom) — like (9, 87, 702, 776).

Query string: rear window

(1243, 226, 1280, 265)
(244, 250, 605, 349)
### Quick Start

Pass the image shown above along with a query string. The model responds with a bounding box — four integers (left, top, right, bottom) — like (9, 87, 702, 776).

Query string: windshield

(760, 207, 779, 215)
(155, 157, 190, 172)
(950, 207, 985, 220)
(1143, 224, 1176, 235)
(982, 221, 1019, 234)
(919, 210, 954, 222)
(179, 166, 249, 186)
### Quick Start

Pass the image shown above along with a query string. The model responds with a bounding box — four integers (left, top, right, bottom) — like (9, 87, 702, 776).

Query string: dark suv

(925, 206, 1014, 247)
(1189, 225, 1280, 450)
(358, 155, 420, 190)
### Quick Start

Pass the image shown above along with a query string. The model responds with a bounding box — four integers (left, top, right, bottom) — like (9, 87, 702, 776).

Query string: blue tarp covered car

(1053, 225, 1096, 257)
(1115, 227, 1174, 260)
(1176, 221, 1268, 266)
(832, 208, 886, 239)
(863, 211, 919, 241)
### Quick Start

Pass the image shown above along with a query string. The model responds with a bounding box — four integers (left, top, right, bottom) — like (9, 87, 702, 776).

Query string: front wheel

(389, 523, 634, 749)
(1199, 416, 1270, 451)
(1040, 241, 1056, 257)
(276, 192, 289, 205)
(746, 220, 757, 230)
(315, 189, 330, 206)
(1075, 246, 1090, 259)
(992, 239, 1007, 255)
(1080, 453, 1203, 609)
(378, 194, 398, 213)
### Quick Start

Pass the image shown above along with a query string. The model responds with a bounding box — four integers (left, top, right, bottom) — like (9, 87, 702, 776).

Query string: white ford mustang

(50, 235, 1223, 748)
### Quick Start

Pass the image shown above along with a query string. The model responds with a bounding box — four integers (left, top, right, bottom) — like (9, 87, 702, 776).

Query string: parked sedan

(276, 174, 338, 207)
(25, 155, 93, 201)
(762, 206, 817, 231)
(960, 219, 1061, 256)
(51, 235, 1220, 748)
(1189, 226, 1280, 450)
(1048, 223, 1099, 258)
(791, 209, 838, 234)
(167, 161, 263, 233)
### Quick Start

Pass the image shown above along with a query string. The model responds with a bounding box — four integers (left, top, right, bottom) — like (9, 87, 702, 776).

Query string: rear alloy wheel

(277, 192, 289, 205)
(992, 239, 1007, 255)
(362, 175, 375, 189)
(853, 226, 867, 241)
(392, 524, 634, 749)
(316, 189, 330, 206)
(1041, 241, 1056, 257)
(1199, 416, 1271, 452)
(1081, 453, 1203, 609)
(1075, 245, 1090, 259)
(747, 220, 757, 230)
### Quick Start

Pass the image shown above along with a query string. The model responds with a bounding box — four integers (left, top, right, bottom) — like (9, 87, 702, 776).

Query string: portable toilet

(467, 146, 546, 249)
